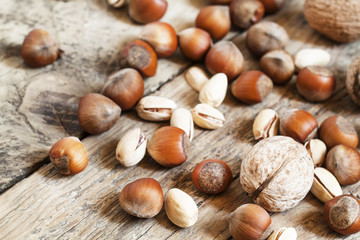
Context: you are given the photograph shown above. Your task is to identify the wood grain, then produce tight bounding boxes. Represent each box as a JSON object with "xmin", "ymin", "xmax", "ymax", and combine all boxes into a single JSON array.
[{"xmin": 1, "ymin": 0, "xmax": 360, "ymax": 239}]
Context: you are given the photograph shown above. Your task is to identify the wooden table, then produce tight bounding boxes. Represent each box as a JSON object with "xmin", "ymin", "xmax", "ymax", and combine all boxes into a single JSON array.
[{"xmin": 1, "ymin": 0, "xmax": 360, "ymax": 239}]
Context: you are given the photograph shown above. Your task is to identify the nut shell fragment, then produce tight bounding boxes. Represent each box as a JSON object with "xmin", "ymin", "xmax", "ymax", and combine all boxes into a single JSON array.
[
  {"xmin": 253, "ymin": 108, "xmax": 279, "ymax": 140},
  {"xmin": 310, "ymin": 167, "xmax": 342, "ymax": 203}
]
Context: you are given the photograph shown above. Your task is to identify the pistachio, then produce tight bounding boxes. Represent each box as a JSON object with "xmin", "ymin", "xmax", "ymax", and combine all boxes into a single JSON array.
[
  {"xmin": 136, "ymin": 96, "xmax": 177, "ymax": 121},
  {"xmin": 304, "ymin": 139, "xmax": 327, "ymax": 167},
  {"xmin": 107, "ymin": 0, "xmax": 126, "ymax": 8},
  {"xmin": 165, "ymin": 188, "xmax": 198, "ymax": 228},
  {"xmin": 199, "ymin": 73, "xmax": 228, "ymax": 107},
  {"xmin": 184, "ymin": 66, "xmax": 209, "ymax": 92},
  {"xmin": 310, "ymin": 167, "xmax": 342, "ymax": 203},
  {"xmin": 170, "ymin": 108, "xmax": 194, "ymax": 142},
  {"xmin": 116, "ymin": 128, "xmax": 147, "ymax": 167},
  {"xmin": 294, "ymin": 48, "xmax": 331, "ymax": 71},
  {"xmin": 191, "ymin": 103, "xmax": 225, "ymax": 130},
  {"xmin": 268, "ymin": 227, "xmax": 297, "ymax": 240},
  {"xmin": 253, "ymin": 109, "xmax": 279, "ymax": 140}
]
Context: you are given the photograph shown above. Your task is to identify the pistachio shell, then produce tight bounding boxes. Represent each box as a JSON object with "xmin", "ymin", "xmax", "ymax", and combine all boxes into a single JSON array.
[
  {"xmin": 268, "ymin": 227, "xmax": 297, "ymax": 240},
  {"xmin": 253, "ymin": 109, "xmax": 279, "ymax": 140},
  {"xmin": 136, "ymin": 96, "xmax": 177, "ymax": 121},
  {"xmin": 294, "ymin": 48, "xmax": 330, "ymax": 70},
  {"xmin": 310, "ymin": 167, "xmax": 342, "ymax": 203},
  {"xmin": 191, "ymin": 103, "xmax": 225, "ymax": 130},
  {"xmin": 199, "ymin": 73, "xmax": 228, "ymax": 107},
  {"xmin": 170, "ymin": 108, "xmax": 194, "ymax": 142},
  {"xmin": 184, "ymin": 66, "xmax": 209, "ymax": 92}
]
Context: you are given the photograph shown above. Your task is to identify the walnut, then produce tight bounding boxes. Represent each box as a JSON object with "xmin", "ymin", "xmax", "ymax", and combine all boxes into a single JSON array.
[
  {"xmin": 240, "ymin": 136, "xmax": 314, "ymax": 212},
  {"xmin": 304, "ymin": 0, "xmax": 360, "ymax": 43},
  {"xmin": 346, "ymin": 57, "xmax": 360, "ymax": 106}
]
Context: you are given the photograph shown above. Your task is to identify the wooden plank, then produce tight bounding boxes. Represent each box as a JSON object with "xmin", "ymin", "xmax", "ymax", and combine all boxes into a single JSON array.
[
  {"xmin": 0, "ymin": 0, "xmax": 203, "ymax": 193},
  {"xmin": 1, "ymin": 0, "xmax": 360, "ymax": 239}
]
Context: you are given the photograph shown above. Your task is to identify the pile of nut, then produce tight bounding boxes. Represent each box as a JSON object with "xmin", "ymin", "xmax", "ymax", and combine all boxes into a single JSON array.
[{"xmin": 19, "ymin": 0, "xmax": 360, "ymax": 239}]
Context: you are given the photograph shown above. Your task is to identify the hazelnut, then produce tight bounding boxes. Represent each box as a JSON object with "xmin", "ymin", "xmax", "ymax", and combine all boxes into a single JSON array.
[
  {"xmin": 128, "ymin": 0, "xmax": 167, "ymax": 24},
  {"xmin": 21, "ymin": 29, "xmax": 63, "ymax": 68},
  {"xmin": 78, "ymin": 93, "xmax": 121, "ymax": 134},
  {"xmin": 178, "ymin": 28, "xmax": 211, "ymax": 61},
  {"xmin": 279, "ymin": 109, "xmax": 318, "ymax": 144},
  {"xmin": 246, "ymin": 21, "xmax": 289, "ymax": 58},
  {"xmin": 101, "ymin": 68, "xmax": 144, "ymax": 110},
  {"xmin": 184, "ymin": 66, "xmax": 209, "ymax": 92},
  {"xmin": 205, "ymin": 41, "xmax": 244, "ymax": 81},
  {"xmin": 165, "ymin": 188, "xmax": 198, "ymax": 228},
  {"xmin": 253, "ymin": 108, "xmax": 279, "ymax": 140},
  {"xmin": 195, "ymin": 5, "xmax": 231, "ymax": 40},
  {"xmin": 229, "ymin": 204, "xmax": 271, "ymax": 240},
  {"xmin": 296, "ymin": 66, "xmax": 335, "ymax": 102},
  {"xmin": 259, "ymin": 0, "xmax": 285, "ymax": 14},
  {"xmin": 324, "ymin": 195, "xmax": 360, "ymax": 235},
  {"xmin": 229, "ymin": 0, "xmax": 265, "ymax": 29},
  {"xmin": 118, "ymin": 39, "xmax": 157, "ymax": 77},
  {"xmin": 147, "ymin": 126, "xmax": 191, "ymax": 167},
  {"xmin": 240, "ymin": 136, "xmax": 314, "ymax": 212},
  {"xmin": 346, "ymin": 57, "xmax": 360, "ymax": 106},
  {"xmin": 304, "ymin": 139, "xmax": 327, "ymax": 167},
  {"xmin": 293, "ymin": 48, "xmax": 331, "ymax": 71},
  {"xmin": 259, "ymin": 49, "xmax": 295, "ymax": 84},
  {"xmin": 49, "ymin": 137, "xmax": 88, "ymax": 175},
  {"xmin": 231, "ymin": 70, "xmax": 273, "ymax": 104},
  {"xmin": 326, "ymin": 144, "xmax": 360, "ymax": 185},
  {"xmin": 192, "ymin": 159, "xmax": 233, "ymax": 194},
  {"xmin": 141, "ymin": 22, "xmax": 177, "ymax": 58},
  {"xmin": 119, "ymin": 178, "xmax": 163, "ymax": 218},
  {"xmin": 319, "ymin": 115, "xmax": 359, "ymax": 149}
]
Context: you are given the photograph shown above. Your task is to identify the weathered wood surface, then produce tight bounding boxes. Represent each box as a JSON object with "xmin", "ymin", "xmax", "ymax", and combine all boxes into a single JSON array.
[{"xmin": 1, "ymin": 0, "xmax": 360, "ymax": 239}]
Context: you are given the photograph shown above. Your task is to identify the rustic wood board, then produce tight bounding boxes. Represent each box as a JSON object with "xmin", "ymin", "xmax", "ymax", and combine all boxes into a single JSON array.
[{"xmin": 1, "ymin": 0, "xmax": 360, "ymax": 239}]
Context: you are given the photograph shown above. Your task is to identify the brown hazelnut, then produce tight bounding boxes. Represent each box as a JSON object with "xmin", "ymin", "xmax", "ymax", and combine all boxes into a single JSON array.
[
  {"xmin": 195, "ymin": 5, "xmax": 231, "ymax": 40},
  {"xmin": 178, "ymin": 28, "xmax": 211, "ymax": 61},
  {"xmin": 279, "ymin": 109, "xmax": 318, "ymax": 144},
  {"xmin": 231, "ymin": 70, "xmax": 273, "ymax": 104},
  {"xmin": 192, "ymin": 159, "xmax": 233, "ymax": 194},
  {"xmin": 324, "ymin": 195, "xmax": 360, "ymax": 235},
  {"xmin": 246, "ymin": 21, "xmax": 289, "ymax": 58},
  {"xmin": 147, "ymin": 126, "xmax": 191, "ymax": 167},
  {"xmin": 296, "ymin": 66, "xmax": 335, "ymax": 102},
  {"xmin": 259, "ymin": 49, "xmax": 295, "ymax": 84},
  {"xmin": 21, "ymin": 29, "xmax": 63, "ymax": 68},
  {"xmin": 128, "ymin": 0, "xmax": 167, "ymax": 24},
  {"xmin": 119, "ymin": 39, "xmax": 157, "ymax": 77},
  {"xmin": 78, "ymin": 93, "xmax": 121, "ymax": 134},
  {"xmin": 346, "ymin": 57, "xmax": 360, "ymax": 106},
  {"xmin": 205, "ymin": 41, "xmax": 244, "ymax": 81},
  {"xmin": 101, "ymin": 68, "xmax": 144, "ymax": 111},
  {"xmin": 119, "ymin": 178, "xmax": 163, "ymax": 218},
  {"xmin": 326, "ymin": 144, "xmax": 360, "ymax": 185},
  {"xmin": 229, "ymin": 204, "xmax": 271, "ymax": 240},
  {"xmin": 240, "ymin": 136, "xmax": 314, "ymax": 212},
  {"xmin": 49, "ymin": 137, "xmax": 88, "ymax": 175},
  {"xmin": 141, "ymin": 22, "xmax": 178, "ymax": 58},
  {"xmin": 229, "ymin": 0, "xmax": 265, "ymax": 29},
  {"xmin": 259, "ymin": 0, "xmax": 285, "ymax": 14},
  {"xmin": 319, "ymin": 115, "xmax": 359, "ymax": 149}
]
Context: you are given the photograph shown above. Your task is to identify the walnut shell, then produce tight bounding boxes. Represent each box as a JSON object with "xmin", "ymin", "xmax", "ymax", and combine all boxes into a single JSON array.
[
  {"xmin": 346, "ymin": 57, "xmax": 360, "ymax": 106},
  {"xmin": 304, "ymin": 0, "xmax": 360, "ymax": 43},
  {"xmin": 240, "ymin": 136, "xmax": 314, "ymax": 212}
]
